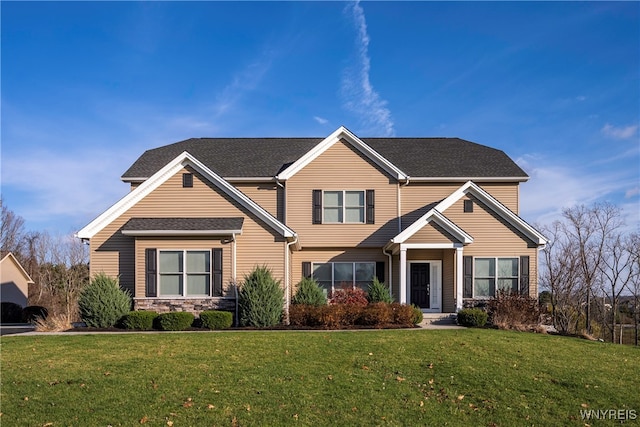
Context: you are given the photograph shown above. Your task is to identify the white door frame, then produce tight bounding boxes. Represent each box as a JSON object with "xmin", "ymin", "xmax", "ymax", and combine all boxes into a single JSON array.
[{"xmin": 407, "ymin": 260, "xmax": 442, "ymax": 313}]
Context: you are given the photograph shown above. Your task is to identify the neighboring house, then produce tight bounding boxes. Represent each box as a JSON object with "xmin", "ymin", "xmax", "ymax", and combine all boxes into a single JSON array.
[
  {"xmin": 77, "ymin": 126, "xmax": 547, "ymax": 315},
  {"xmin": 1, "ymin": 252, "xmax": 34, "ymax": 307}
]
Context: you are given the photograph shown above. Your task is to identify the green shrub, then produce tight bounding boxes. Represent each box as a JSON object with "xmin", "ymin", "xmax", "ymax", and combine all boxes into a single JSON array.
[
  {"xmin": 292, "ymin": 277, "xmax": 327, "ymax": 306},
  {"xmin": 120, "ymin": 311, "xmax": 157, "ymax": 330},
  {"xmin": 78, "ymin": 273, "xmax": 131, "ymax": 328},
  {"xmin": 238, "ymin": 266, "xmax": 284, "ymax": 327},
  {"xmin": 22, "ymin": 306, "xmax": 48, "ymax": 323},
  {"xmin": 367, "ymin": 278, "xmax": 393, "ymax": 304},
  {"xmin": 411, "ymin": 304, "xmax": 424, "ymax": 325},
  {"xmin": 200, "ymin": 310, "xmax": 233, "ymax": 329},
  {"xmin": 154, "ymin": 312, "xmax": 195, "ymax": 331},
  {"xmin": 457, "ymin": 308, "xmax": 488, "ymax": 327},
  {"xmin": 1, "ymin": 302, "xmax": 23, "ymax": 323}
]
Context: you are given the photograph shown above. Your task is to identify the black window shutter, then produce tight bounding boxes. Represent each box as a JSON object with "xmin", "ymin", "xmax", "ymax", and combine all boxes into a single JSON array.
[
  {"xmin": 212, "ymin": 248, "xmax": 223, "ymax": 297},
  {"xmin": 463, "ymin": 256, "xmax": 473, "ymax": 299},
  {"xmin": 302, "ymin": 262, "xmax": 311, "ymax": 279},
  {"xmin": 312, "ymin": 190, "xmax": 322, "ymax": 224},
  {"xmin": 145, "ymin": 248, "xmax": 157, "ymax": 297},
  {"xmin": 366, "ymin": 190, "xmax": 375, "ymax": 224},
  {"xmin": 375, "ymin": 261, "xmax": 385, "ymax": 283},
  {"xmin": 519, "ymin": 255, "xmax": 530, "ymax": 296}
]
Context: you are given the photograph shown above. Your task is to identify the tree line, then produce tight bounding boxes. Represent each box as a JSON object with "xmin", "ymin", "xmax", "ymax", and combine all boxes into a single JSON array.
[
  {"xmin": 539, "ymin": 202, "xmax": 639, "ymax": 345},
  {"xmin": 1, "ymin": 200, "xmax": 89, "ymax": 321}
]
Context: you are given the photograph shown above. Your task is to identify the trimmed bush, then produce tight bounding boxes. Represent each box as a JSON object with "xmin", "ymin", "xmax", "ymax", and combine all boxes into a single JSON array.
[
  {"xmin": 488, "ymin": 291, "xmax": 540, "ymax": 330},
  {"xmin": 457, "ymin": 308, "xmax": 488, "ymax": 327},
  {"xmin": 389, "ymin": 303, "xmax": 418, "ymax": 327},
  {"xmin": 200, "ymin": 310, "xmax": 233, "ymax": 330},
  {"xmin": 367, "ymin": 278, "xmax": 393, "ymax": 304},
  {"xmin": 1, "ymin": 302, "xmax": 23, "ymax": 323},
  {"xmin": 359, "ymin": 303, "xmax": 393, "ymax": 326},
  {"xmin": 22, "ymin": 306, "xmax": 49, "ymax": 323},
  {"xmin": 292, "ymin": 277, "xmax": 327, "ymax": 306},
  {"xmin": 238, "ymin": 266, "xmax": 284, "ymax": 327},
  {"xmin": 120, "ymin": 311, "xmax": 158, "ymax": 330},
  {"xmin": 329, "ymin": 285, "xmax": 368, "ymax": 306},
  {"xmin": 78, "ymin": 273, "xmax": 132, "ymax": 328},
  {"xmin": 154, "ymin": 312, "xmax": 195, "ymax": 331}
]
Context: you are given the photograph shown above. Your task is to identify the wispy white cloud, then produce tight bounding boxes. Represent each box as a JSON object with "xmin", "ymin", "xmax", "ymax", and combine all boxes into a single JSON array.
[
  {"xmin": 341, "ymin": 1, "xmax": 394, "ymax": 137},
  {"xmin": 626, "ymin": 186, "xmax": 640, "ymax": 199},
  {"xmin": 601, "ymin": 123, "xmax": 639, "ymax": 139},
  {"xmin": 313, "ymin": 116, "xmax": 329, "ymax": 125}
]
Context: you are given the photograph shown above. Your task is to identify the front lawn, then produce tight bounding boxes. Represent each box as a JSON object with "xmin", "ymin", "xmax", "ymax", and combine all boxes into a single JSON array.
[{"xmin": 1, "ymin": 329, "xmax": 638, "ymax": 426}]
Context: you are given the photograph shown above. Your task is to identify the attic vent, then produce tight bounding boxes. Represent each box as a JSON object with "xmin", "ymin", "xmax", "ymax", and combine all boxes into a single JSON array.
[
  {"xmin": 182, "ymin": 173, "xmax": 193, "ymax": 188},
  {"xmin": 464, "ymin": 199, "xmax": 473, "ymax": 213}
]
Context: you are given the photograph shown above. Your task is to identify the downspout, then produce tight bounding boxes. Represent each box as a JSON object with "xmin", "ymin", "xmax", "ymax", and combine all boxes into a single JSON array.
[
  {"xmin": 284, "ymin": 235, "xmax": 299, "ymax": 325},
  {"xmin": 231, "ymin": 233, "xmax": 238, "ymax": 327}
]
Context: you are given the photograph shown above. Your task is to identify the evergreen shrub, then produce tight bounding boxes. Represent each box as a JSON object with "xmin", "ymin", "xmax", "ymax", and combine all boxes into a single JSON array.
[
  {"xmin": 78, "ymin": 273, "xmax": 131, "ymax": 328},
  {"xmin": 154, "ymin": 312, "xmax": 195, "ymax": 331},
  {"xmin": 367, "ymin": 278, "xmax": 393, "ymax": 304},
  {"xmin": 0, "ymin": 302, "xmax": 23, "ymax": 323},
  {"xmin": 457, "ymin": 308, "xmax": 488, "ymax": 327},
  {"xmin": 292, "ymin": 277, "xmax": 327, "ymax": 306},
  {"xmin": 120, "ymin": 311, "xmax": 158, "ymax": 330},
  {"xmin": 238, "ymin": 266, "xmax": 284, "ymax": 327},
  {"xmin": 200, "ymin": 310, "xmax": 233, "ymax": 329}
]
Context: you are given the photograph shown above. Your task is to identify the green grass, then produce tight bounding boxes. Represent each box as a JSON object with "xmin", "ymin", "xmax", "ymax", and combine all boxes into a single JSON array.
[{"xmin": 1, "ymin": 329, "xmax": 638, "ymax": 426}]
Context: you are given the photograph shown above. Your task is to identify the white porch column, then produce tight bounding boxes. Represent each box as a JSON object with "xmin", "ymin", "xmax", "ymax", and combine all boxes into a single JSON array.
[
  {"xmin": 456, "ymin": 246, "xmax": 464, "ymax": 311},
  {"xmin": 399, "ymin": 247, "xmax": 407, "ymax": 304}
]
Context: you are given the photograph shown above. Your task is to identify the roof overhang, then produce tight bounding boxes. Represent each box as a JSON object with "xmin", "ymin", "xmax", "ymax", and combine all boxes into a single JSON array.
[
  {"xmin": 389, "ymin": 209, "xmax": 474, "ymax": 247},
  {"xmin": 275, "ymin": 126, "xmax": 409, "ymax": 182},
  {"xmin": 408, "ymin": 176, "xmax": 529, "ymax": 183}
]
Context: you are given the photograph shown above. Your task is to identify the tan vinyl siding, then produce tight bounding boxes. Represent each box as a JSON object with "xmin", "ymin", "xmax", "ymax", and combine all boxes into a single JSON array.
[
  {"xmin": 443, "ymin": 195, "xmax": 539, "ymax": 295},
  {"xmin": 400, "ymin": 182, "xmax": 520, "ymax": 230},
  {"xmin": 233, "ymin": 182, "xmax": 281, "ymax": 220},
  {"xmin": 89, "ymin": 166, "xmax": 286, "ymax": 297},
  {"xmin": 286, "ymin": 140, "xmax": 399, "ymax": 248},
  {"xmin": 406, "ymin": 222, "xmax": 460, "ymax": 244}
]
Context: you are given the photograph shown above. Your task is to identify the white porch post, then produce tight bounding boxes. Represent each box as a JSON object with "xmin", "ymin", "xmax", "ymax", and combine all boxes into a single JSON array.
[
  {"xmin": 399, "ymin": 246, "xmax": 407, "ymax": 304},
  {"xmin": 456, "ymin": 246, "xmax": 464, "ymax": 311}
]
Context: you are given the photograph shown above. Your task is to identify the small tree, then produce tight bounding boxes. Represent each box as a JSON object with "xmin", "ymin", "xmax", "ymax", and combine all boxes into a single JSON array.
[
  {"xmin": 78, "ymin": 273, "xmax": 131, "ymax": 328},
  {"xmin": 292, "ymin": 277, "xmax": 327, "ymax": 306},
  {"xmin": 238, "ymin": 266, "xmax": 284, "ymax": 327},
  {"xmin": 367, "ymin": 277, "xmax": 393, "ymax": 304}
]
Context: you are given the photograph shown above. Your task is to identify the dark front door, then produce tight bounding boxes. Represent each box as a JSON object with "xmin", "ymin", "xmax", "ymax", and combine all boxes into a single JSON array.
[{"xmin": 410, "ymin": 263, "xmax": 430, "ymax": 309}]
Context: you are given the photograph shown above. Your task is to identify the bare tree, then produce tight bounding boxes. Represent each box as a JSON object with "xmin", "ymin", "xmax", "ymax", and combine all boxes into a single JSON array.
[
  {"xmin": 562, "ymin": 203, "xmax": 623, "ymax": 334},
  {"xmin": 0, "ymin": 199, "xmax": 27, "ymax": 258},
  {"xmin": 625, "ymin": 233, "xmax": 640, "ymax": 346}
]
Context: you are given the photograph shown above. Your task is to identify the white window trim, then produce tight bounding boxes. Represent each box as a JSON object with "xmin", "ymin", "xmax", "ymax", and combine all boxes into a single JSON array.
[
  {"xmin": 158, "ymin": 249, "xmax": 212, "ymax": 298},
  {"xmin": 322, "ymin": 190, "xmax": 366, "ymax": 224},
  {"xmin": 311, "ymin": 261, "xmax": 377, "ymax": 294},
  {"xmin": 472, "ymin": 256, "xmax": 520, "ymax": 299}
]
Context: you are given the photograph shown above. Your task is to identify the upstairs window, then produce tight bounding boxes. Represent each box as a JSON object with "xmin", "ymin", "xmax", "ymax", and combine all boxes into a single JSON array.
[{"xmin": 313, "ymin": 190, "xmax": 374, "ymax": 224}]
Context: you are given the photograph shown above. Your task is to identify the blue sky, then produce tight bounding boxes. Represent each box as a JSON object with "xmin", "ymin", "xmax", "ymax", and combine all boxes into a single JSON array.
[{"xmin": 2, "ymin": 1, "xmax": 639, "ymax": 234}]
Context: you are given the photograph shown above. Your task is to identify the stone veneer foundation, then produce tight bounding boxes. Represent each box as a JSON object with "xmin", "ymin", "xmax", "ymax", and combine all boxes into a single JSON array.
[{"xmin": 133, "ymin": 298, "xmax": 235, "ymax": 315}]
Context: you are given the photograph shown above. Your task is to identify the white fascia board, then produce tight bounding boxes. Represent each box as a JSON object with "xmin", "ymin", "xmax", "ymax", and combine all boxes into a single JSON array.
[
  {"xmin": 77, "ymin": 151, "xmax": 297, "ymax": 240},
  {"xmin": 121, "ymin": 229, "xmax": 243, "ymax": 237},
  {"xmin": 392, "ymin": 209, "xmax": 473, "ymax": 244},
  {"xmin": 436, "ymin": 181, "xmax": 548, "ymax": 246},
  {"xmin": 1, "ymin": 252, "xmax": 35, "ymax": 284},
  {"xmin": 275, "ymin": 126, "xmax": 408, "ymax": 181}
]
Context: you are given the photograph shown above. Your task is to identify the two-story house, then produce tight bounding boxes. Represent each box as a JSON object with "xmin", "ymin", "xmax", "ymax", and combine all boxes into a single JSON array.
[{"xmin": 76, "ymin": 126, "xmax": 547, "ymax": 316}]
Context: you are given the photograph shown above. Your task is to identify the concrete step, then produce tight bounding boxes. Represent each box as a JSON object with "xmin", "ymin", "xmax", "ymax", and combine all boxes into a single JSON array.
[{"xmin": 420, "ymin": 313, "xmax": 457, "ymax": 326}]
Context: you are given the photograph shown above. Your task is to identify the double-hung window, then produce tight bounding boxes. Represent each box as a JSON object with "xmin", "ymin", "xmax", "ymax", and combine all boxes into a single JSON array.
[
  {"xmin": 473, "ymin": 257, "xmax": 519, "ymax": 298},
  {"xmin": 312, "ymin": 262, "xmax": 376, "ymax": 296},
  {"xmin": 158, "ymin": 250, "xmax": 211, "ymax": 297},
  {"xmin": 323, "ymin": 190, "xmax": 365, "ymax": 223}
]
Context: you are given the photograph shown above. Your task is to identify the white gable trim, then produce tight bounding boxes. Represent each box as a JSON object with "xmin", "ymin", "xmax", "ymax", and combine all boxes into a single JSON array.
[
  {"xmin": 0, "ymin": 252, "xmax": 35, "ymax": 284},
  {"xmin": 76, "ymin": 152, "xmax": 296, "ymax": 240},
  {"xmin": 391, "ymin": 209, "xmax": 474, "ymax": 245},
  {"xmin": 275, "ymin": 126, "xmax": 408, "ymax": 181},
  {"xmin": 437, "ymin": 181, "xmax": 548, "ymax": 246}
]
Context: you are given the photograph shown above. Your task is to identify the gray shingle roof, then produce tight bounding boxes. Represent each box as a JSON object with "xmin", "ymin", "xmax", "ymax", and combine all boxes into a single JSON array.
[
  {"xmin": 121, "ymin": 217, "xmax": 244, "ymax": 233},
  {"xmin": 121, "ymin": 137, "xmax": 527, "ymax": 180}
]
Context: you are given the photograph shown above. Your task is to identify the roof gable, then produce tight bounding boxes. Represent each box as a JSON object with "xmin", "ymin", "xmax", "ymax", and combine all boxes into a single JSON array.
[
  {"xmin": 0, "ymin": 253, "xmax": 34, "ymax": 284},
  {"xmin": 275, "ymin": 126, "xmax": 408, "ymax": 181},
  {"xmin": 391, "ymin": 209, "xmax": 473, "ymax": 245},
  {"xmin": 76, "ymin": 152, "xmax": 296, "ymax": 240}
]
